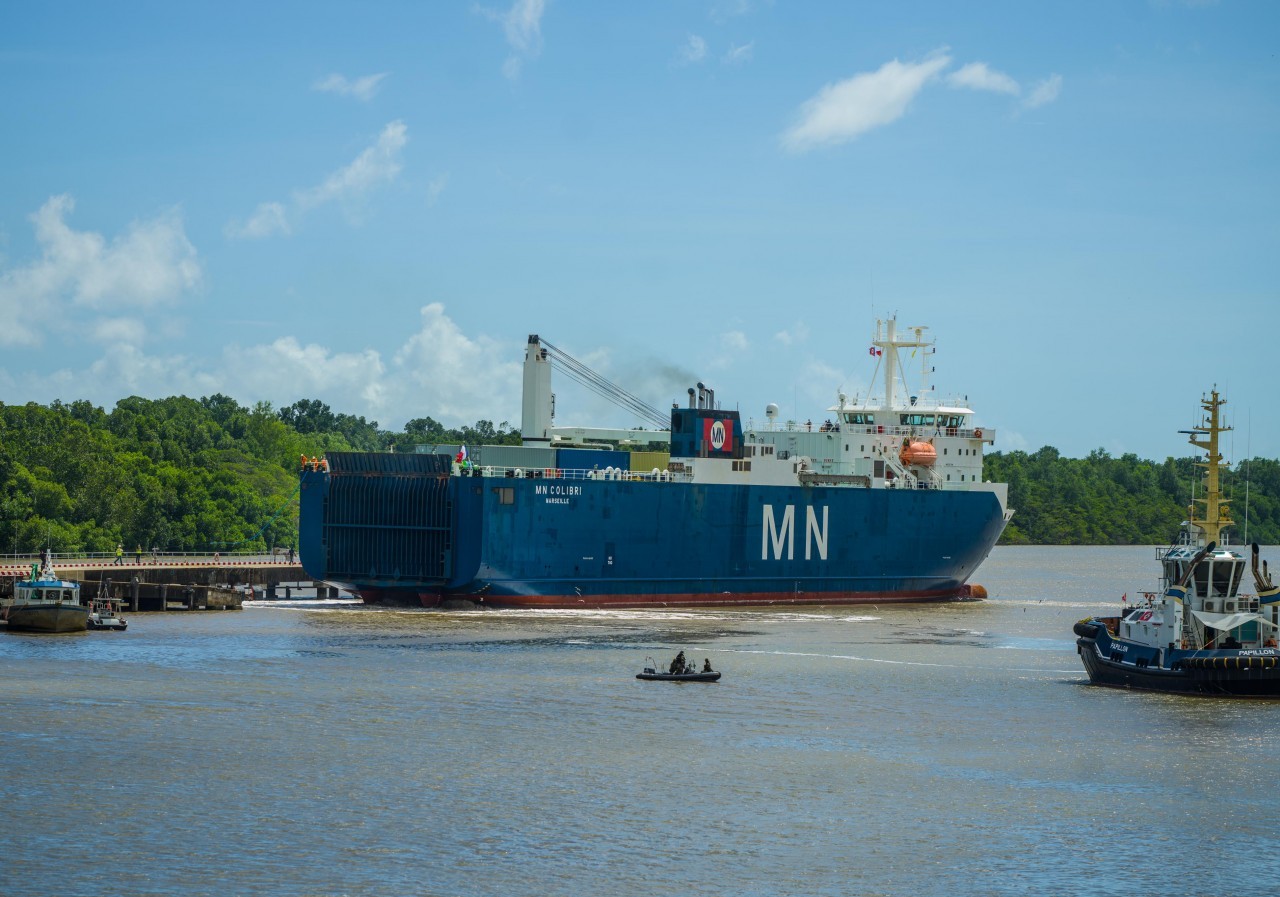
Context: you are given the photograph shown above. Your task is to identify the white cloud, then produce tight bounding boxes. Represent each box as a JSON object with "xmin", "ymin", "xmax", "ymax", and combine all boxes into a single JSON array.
[
  {"xmin": 224, "ymin": 201, "xmax": 290, "ymax": 240},
  {"xmin": 679, "ymin": 34, "xmax": 708, "ymax": 64},
  {"xmin": 723, "ymin": 41, "xmax": 754, "ymax": 65},
  {"xmin": 312, "ymin": 72, "xmax": 389, "ymax": 102},
  {"xmin": 427, "ymin": 174, "xmax": 449, "ymax": 206},
  {"xmin": 77, "ymin": 344, "xmax": 219, "ymax": 400},
  {"xmin": 392, "ymin": 303, "xmax": 522, "ymax": 423},
  {"xmin": 799, "ymin": 360, "xmax": 855, "ymax": 413},
  {"xmin": 710, "ymin": 0, "xmax": 759, "ymax": 24},
  {"xmin": 480, "ymin": 0, "xmax": 546, "ymax": 81},
  {"xmin": 947, "ymin": 61, "xmax": 1019, "ymax": 95},
  {"xmin": 228, "ymin": 121, "xmax": 409, "ymax": 239},
  {"xmin": 774, "ymin": 321, "xmax": 810, "ymax": 346},
  {"xmin": 503, "ymin": 0, "xmax": 545, "ymax": 54},
  {"xmin": 705, "ymin": 329, "xmax": 750, "ymax": 372},
  {"xmin": 19, "ymin": 303, "xmax": 523, "ymax": 431},
  {"xmin": 91, "ymin": 317, "xmax": 147, "ymax": 347},
  {"xmin": 782, "ymin": 52, "xmax": 952, "ymax": 152},
  {"xmin": 227, "ymin": 337, "xmax": 389, "ymax": 412},
  {"xmin": 295, "ymin": 120, "xmax": 409, "ymax": 210},
  {"xmin": 1023, "ymin": 74, "xmax": 1063, "ymax": 109},
  {"xmin": 0, "ymin": 195, "xmax": 201, "ymax": 347}
]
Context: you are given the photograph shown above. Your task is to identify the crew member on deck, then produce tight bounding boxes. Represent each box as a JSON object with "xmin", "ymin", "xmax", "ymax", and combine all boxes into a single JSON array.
[
  {"xmin": 669, "ymin": 651, "xmax": 686, "ymax": 674},
  {"xmin": 702, "ymin": 658, "xmax": 713, "ymax": 673}
]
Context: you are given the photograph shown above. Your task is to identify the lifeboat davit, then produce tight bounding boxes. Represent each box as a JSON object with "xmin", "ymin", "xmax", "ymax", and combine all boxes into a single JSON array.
[{"xmin": 899, "ymin": 440, "xmax": 937, "ymax": 467}]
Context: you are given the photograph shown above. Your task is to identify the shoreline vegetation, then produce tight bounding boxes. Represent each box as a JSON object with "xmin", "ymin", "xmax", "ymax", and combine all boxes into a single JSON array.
[{"xmin": 1, "ymin": 396, "xmax": 1276, "ymax": 555}]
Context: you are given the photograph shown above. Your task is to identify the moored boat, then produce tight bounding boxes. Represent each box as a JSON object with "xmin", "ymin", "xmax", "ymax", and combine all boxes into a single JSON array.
[
  {"xmin": 1074, "ymin": 389, "xmax": 1280, "ymax": 697},
  {"xmin": 87, "ymin": 594, "xmax": 128, "ymax": 631},
  {"xmin": 2, "ymin": 557, "xmax": 89, "ymax": 633},
  {"xmin": 299, "ymin": 318, "xmax": 1012, "ymax": 609}
]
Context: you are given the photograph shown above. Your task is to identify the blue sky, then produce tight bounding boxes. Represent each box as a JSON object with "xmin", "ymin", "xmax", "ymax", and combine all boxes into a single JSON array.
[{"xmin": 2, "ymin": 0, "xmax": 1276, "ymax": 461}]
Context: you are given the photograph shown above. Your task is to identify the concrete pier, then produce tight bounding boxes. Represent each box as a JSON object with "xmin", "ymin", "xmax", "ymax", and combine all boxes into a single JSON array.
[
  {"xmin": 111, "ymin": 580, "xmax": 243, "ymax": 612},
  {"xmin": 1, "ymin": 553, "xmax": 348, "ymax": 611}
]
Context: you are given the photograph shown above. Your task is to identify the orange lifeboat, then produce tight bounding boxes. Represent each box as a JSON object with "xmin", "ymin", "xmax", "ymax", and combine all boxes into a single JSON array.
[{"xmin": 899, "ymin": 439, "xmax": 937, "ymax": 467}]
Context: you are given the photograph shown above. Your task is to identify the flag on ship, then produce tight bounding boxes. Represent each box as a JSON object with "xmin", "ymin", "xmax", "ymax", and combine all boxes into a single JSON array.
[
  {"xmin": 868, "ymin": 347, "xmax": 882, "ymax": 356},
  {"xmin": 456, "ymin": 446, "xmax": 467, "ymax": 463}
]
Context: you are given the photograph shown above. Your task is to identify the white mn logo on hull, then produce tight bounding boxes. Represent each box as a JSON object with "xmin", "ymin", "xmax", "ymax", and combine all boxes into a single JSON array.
[{"xmin": 762, "ymin": 505, "xmax": 828, "ymax": 561}]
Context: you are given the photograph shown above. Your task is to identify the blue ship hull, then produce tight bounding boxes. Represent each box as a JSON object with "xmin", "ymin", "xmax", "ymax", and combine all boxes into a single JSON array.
[{"xmin": 299, "ymin": 454, "xmax": 1007, "ymax": 608}]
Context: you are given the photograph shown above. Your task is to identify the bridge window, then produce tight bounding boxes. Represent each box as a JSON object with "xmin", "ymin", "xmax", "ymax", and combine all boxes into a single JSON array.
[{"xmin": 899, "ymin": 413, "xmax": 936, "ymax": 427}]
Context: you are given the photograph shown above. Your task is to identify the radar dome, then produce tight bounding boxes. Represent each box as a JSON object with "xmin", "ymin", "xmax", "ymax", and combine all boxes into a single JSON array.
[{"xmin": 765, "ymin": 403, "xmax": 779, "ymax": 420}]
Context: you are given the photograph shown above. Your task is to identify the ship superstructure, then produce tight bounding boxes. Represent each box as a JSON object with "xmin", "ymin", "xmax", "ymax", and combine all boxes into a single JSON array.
[{"xmin": 741, "ymin": 319, "xmax": 994, "ymax": 493}]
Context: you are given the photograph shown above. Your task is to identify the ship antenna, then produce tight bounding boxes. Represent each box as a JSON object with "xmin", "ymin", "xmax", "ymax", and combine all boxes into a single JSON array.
[{"xmin": 1243, "ymin": 409, "xmax": 1251, "ymax": 544}]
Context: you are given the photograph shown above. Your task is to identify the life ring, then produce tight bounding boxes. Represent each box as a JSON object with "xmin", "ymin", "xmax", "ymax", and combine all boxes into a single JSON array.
[{"xmin": 974, "ymin": 429, "xmax": 983, "ymax": 438}]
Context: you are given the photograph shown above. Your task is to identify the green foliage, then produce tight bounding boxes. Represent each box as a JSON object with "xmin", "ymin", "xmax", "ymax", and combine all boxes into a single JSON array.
[
  {"xmin": 395, "ymin": 417, "xmax": 522, "ymax": 450},
  {"xmin": 986, "ymin": 448, "xmax": 1280, "ymax": 545},
  {"xmin": 279, "ymin": 399, "xmax": 387, "ymax": 451}
]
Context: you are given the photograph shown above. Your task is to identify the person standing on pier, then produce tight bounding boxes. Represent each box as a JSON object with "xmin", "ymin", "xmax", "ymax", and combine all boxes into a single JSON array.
[
  {"xmin": 114, "ymin": 543, "xmax": 124, "ymax": 565},
  {"xmin": 135, "ymin": 545, "xmax": 143, "ymax": 565}
]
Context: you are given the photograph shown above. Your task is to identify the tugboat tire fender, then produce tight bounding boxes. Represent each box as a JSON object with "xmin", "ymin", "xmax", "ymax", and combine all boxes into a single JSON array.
[
  {"xmin": 1073, "ymin": 620, "xmax": 1100, "ymax": 639},
  {"xmin": 1182, "ymin": 655, "xmax": 1279, "ymax": 670}
]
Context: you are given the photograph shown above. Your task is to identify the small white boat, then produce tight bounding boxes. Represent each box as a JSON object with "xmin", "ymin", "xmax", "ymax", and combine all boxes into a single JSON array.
[{"xmin": 87, "ymin": 595, "xmax": 128, "ymax": 631}]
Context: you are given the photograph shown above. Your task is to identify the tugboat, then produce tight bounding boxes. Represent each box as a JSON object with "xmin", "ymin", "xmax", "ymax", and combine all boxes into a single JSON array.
[
  {"xmin": 1074, "ymin": 389, "xmax": 1280, "ymax": 696},
  {"xmin": 1, "ymin": 553, "xmax": 90, "ymax": 633}
]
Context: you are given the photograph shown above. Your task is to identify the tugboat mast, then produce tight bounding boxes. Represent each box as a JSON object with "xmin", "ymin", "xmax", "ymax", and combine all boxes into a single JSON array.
[{"xmin": 1186, "ymin": 388, "xmax": 1233, "ymax": 547}]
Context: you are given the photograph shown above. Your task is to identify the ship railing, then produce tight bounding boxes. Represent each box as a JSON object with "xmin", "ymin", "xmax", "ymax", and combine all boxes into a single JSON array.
[
  {"xmin": 911, "ymin": 464, "xmax": 945, "ymax": 489},
  {"xmin": 879, "ymin": 454, "xmax": 920, "ymax": 489},
  {"xmin": 456, "ymin": 465, "xmax": 694, "ymax": 483},
  {"xmin": 0, "ymin": 550, "xmax": 295, "ymax": 563},
  {"xmin": 745, "ymin": 422, "xmax": 995, "ymax": 442}
]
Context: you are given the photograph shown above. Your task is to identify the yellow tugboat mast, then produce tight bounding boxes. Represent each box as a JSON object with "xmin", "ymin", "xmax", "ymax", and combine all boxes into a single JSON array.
[{"xmin": 1186, "ymin": 388, "xmax": 1232, "ymax": 547}]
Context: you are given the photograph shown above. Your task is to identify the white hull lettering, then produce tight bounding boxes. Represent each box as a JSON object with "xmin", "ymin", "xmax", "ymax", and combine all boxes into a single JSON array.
[
  {"xmin": 762, "ymin": 504, "xmax": 828, "ymax": 561},
  {"xmin": 762, "ymin": 504, "xmax": 795, "ymax": 560},
  {"xmin": 535, "ymin": 484, "xmax": 583, "ymax": 496},
  {"xmin": 806, "ymin": 506, "xmax": 828, "ymax": 561}
]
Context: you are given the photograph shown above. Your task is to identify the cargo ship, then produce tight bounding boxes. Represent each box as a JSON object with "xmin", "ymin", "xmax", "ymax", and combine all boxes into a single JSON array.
[{"xmin": 299, "ymin": 318, "xmax": 1012, "ymax": 608}]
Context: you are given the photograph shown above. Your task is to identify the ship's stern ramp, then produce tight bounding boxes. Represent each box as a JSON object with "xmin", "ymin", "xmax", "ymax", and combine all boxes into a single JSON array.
[{"xmin": 300, "ymin": 452, "xmax": 481, "ymax": 599}]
